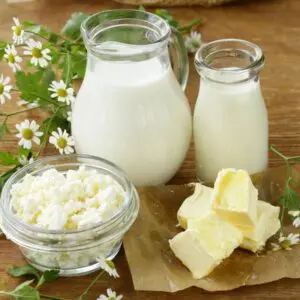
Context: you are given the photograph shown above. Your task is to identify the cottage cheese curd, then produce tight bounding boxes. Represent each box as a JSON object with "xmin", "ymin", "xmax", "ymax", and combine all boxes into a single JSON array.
[
  {"xmin": 10, "ymin": 165, "xmax": 127, "ymax": 230},
  {"xmin": 9, "ymin": 165, "xmax": 128, "ymax": 271}
]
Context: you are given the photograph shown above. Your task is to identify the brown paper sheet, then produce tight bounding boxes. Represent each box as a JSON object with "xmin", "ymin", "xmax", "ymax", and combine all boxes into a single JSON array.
[{"xmin": 123, "ymin": 165, "xmax": 300, "ymax": 292}]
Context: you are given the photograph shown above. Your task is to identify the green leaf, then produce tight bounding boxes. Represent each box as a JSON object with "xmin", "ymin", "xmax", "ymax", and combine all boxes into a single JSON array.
[
  {"xmin": 0, "ymin": 152, "xmax": 19, "ymax": 166},
  {"xmin": 62, "ymin": 12, "xmax": 90, "ymax": 40},
  {"xmin": 280, "ymin": 180, "xmax": 300, "ymax": 210},
  {"xmin": 42, "ymin": 67, "xmax": 55, "ymax": 86},
  {"xmin": 0, "ymin": 41, "xmax": 7, "ymax": 60},
  {"xmin": 14, "ymin": 285, "xmax": 40, "ymax": 300},
  {"xmin": 138, "ymin": 5, "xmax": 146, "ymax": 11},
  {"xmin": 19, "ymin": 147, "xmax": 31, "ymax": 158},
  {"xmin": 0, "ymin": 167, "xmax": 18, "ymax": 192},
  {"xmin": 15, "ymin": 71, "xmax": 54, "ymax": 107},
  {"xmin": 0, "ymin": 122, "xmax": 8, "ymax": 140},
  {"xmin": 155, "ymin": 9, "xmax": 179, "ymax": 28},
  {"xmin": 8, "ymin": 264, "xmax": 40, "ymax": 280},
  {"xmin": 62, "ymin": 53, "xmax": 72, "ymax": 85},
  {"xmin": 36, "ymin": 270, "xmax": 59, "ymax": 289},
  {"xmin": 43, "ymin": 270, "xmax": 59, "ymax": 282}
]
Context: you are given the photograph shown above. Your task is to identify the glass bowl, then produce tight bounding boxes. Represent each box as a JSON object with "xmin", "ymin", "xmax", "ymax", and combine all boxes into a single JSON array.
[{"xmin": 0, "ymin": 154, "xmax": 140, "ymax": 276}]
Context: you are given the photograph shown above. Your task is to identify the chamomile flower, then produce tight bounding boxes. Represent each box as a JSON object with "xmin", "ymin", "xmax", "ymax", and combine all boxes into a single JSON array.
[
  {"xmin": 278, "ymin": 233, "xmax": 300, "ymax": 250},
  {"xmin": 12, "ymin": 17, "xmax": 24, "ymax": 45},
  {"xmin": 49, "ymin": 127, "xmax": 75, "ymax": 155},
  {"xmin": 48, "ymin": 80, "xmax": 75, "ymax": 105},
  {"xmin": 97, "ymin": 257, "xmax": 119, "ymax": 278},
  {"xmin": 185, "ymin": 31, "xmax": 202, "ymax": 53},
  {"xmin": 4, "ymin": 44, "xmax": 22, "ymax": 72},
  {"xmin": 293, "ymin": 217, "xmax": 300, "ymax": 228},
  {"xmin": 15, "ymin": 120, "xmax": 43, "ymax": 150},
  {"xmin": 97, "ymin": 289, "xmax": 123, "ymax": 300},
  {"xmin": 23, "ymin": 39, "xmax": 51, "ymax": 68},
  {"xmin": 67, "ymin": 110, "xmax": 72, "ymax": 122},
  {"xmin": 270, "ymin": 242, "xmax": 281, "ymax": 252},
  {"xmin": 18, "ymin": 155, "xmax": 34, "ymax": 166},
  {"xmin": 288, "ymin": 210, "xmax": 300, "ymax": 217},
  {"xmin": 17, "ymin": 99, "xmax": 39, "ymax": 108},
  {"xmin": 0, "ymin": 74, "xmax": 12, "ymax": 105}
]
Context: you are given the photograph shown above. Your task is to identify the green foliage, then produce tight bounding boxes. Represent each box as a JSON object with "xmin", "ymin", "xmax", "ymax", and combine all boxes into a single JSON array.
[
  {"xmin": 0, "ymin": 41, "xmax": 7, "ymax": 60},
  {"xmin": 0, "ymin": 152, "xmax": 19, "ymax": 166},
  {"xmin": 8, "ymin": 264, "xmax": 40, "ymax": 280},
  {"xmin": 61, "ymin": 12, "xmax": 90, "ymax": 41}
]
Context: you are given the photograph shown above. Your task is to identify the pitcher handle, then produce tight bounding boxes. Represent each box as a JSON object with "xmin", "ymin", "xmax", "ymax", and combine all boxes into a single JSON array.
[{"xmin": 168, "ymin": 27, "xmax": 189, "ymax": 91}]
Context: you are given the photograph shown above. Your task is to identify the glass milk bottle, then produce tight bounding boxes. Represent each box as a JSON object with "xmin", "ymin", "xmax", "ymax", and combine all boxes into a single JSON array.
[
  {"xmin": 72, "ymin": 10, "xmax": 192, "ymax": 186},
  {"xmin": 194, "ymin": 39, "xmax": 268, "ymax": 182}
]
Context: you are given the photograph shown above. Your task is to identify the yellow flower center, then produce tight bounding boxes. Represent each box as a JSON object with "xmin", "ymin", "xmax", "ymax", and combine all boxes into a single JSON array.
[
  {"xmin": 22, "ymin": 128, "xmax": 34, "ymax": 140},
  {"xmin": 7, "ymin": 53, "xmax": 15, "ymax": 63},
  {"xmin": 0, "ymin": 83, "xmax": 4, "ymax": 95},
  {"xmin": 57, "ymin": 137, "xmax": 67, "ymax": 149},
  {"xmin": 32, "ymin": 47, "xmax": 42, "ymax": 58},
  {"xmin": 57, "ymin": 88, "xmax": 67, "ymax": 98},
  {"xmin": 15, "ymin": 26, "xmax": 22, "ymax": 36}
]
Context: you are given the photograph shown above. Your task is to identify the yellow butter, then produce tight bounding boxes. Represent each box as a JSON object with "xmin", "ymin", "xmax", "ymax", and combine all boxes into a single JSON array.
[
  {"xmin": 177, "ymin": 183, "xmax": 213, "ymax": 229},
  {"xmin": 240, "ymin": 200, "xmax": 280, "ymax": 252},
  {"xmin": 169, "ymin": 231, "xmax": 220, "ymax": 279},
  {"xmin": 170, "ymin": 213, "xmax": 243, "ymax": 279},
  {"xmin": 212, "ymin": 169, "xmax": 258, "ymax": 231}
]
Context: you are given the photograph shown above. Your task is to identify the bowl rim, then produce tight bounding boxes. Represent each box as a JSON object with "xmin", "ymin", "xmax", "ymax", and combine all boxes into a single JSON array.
[{"xmin": 0, "ymin": 154, "xmax": 139, "ymax": 237}]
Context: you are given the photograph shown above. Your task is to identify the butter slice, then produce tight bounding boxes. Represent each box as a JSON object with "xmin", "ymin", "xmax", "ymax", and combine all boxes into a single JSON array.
[
  {"xmin": 240, "ymin": 200, "xmax": 280, "ymax": 252},
  {"xmin": 212, "ymin": 169, "xmax": 258, "ymax": 232},
  {"xmin": 170, "ymin": 213, "xmax": 243, "ymax": 279},
  {"xmin": 177, "ymin": 183, "xmax": 213, "ymax": 229}
]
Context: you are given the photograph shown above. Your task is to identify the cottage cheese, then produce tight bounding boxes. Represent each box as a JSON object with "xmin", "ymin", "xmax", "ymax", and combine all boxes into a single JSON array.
[{"xmin": 10, "ymin": 165, "xmax": 127, "ymax": 230}]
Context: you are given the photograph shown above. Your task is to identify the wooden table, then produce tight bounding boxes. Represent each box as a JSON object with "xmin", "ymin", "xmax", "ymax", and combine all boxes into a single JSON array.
[{"xmin": 1, "ymin": 0, "xmax": 300, "ymax": 298}]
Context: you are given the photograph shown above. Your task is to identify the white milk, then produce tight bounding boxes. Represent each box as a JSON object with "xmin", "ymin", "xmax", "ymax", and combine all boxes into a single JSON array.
[
  {"xmin": 194, "ymin": 78, "xmax": 268, "ymax": 183},
  {"xmin": 72, "ymin": 55, "xmax": 192, "ymax": 186}
]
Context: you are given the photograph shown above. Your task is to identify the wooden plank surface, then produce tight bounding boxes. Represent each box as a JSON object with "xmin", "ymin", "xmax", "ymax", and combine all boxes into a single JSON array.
[{"xmin": 1, "ymin": 0, "xmax": 300, "ymax": 299}]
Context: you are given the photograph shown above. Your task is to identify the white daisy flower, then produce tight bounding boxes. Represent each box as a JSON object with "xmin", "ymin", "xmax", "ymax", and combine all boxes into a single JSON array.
[
  {"xmin": 4, "ymin": 44, "xmax": 22, "ymax": 72},
  {"xmin": 48, "ymin": 80, "xmax": 75, "ymax": 105},
  {"xmin": 271, "ymin": 242, "xmax": 281, "ymax": 252},
  {"xmin": 17, "ymin": 99, "xmax": 39, "ymax": 109},
  {"xmin": 293, "ymin": 217, "xmax": 300, "ymax": 228},
  {"xmin": 15, "ymin": 120, "xmax": 43, "ymax": 150},
  {"xmin": 185, "ymin": 31, "xmax": 202, "ymax": 53},
  {"xmin": 288, "ymin": 210, "xmax": 300, "ymax": 217},
  {"xmin": 23, "ymin": 39, "xmax": 51, "ymax": 68},
  {"xmin": 12, "ymin": 17, "xmax": 25, "ymax": 45},
  {"xmin": 278, "ymin": 233, "xmax": 300, "ymax": 250},
  {"xmin": 97, "ymin": 289, "xmax": 123, "ymax": 300},
  {"xmin": 96, "ymin": 257, "xmax": 119, "ymax": 278},
  {"xmin": 49, "ymin": 127, "xmax": 75, "ymax": 155},
  {"xmin": 18, "ymin": 155, "xmax": 34, "ymax": 166},
  {"xmin": 67, "ymin": 110, "xmax": 72, "ymax": 122},
  {"xmin": 0, "ymin": 74, "xmax": 12, "ymax": 105}
]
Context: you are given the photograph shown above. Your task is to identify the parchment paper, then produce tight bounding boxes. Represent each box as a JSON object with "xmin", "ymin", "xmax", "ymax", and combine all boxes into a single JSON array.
[{"xmin": 123, "ymin": 165, "xmax": 300, "ymax": 292}]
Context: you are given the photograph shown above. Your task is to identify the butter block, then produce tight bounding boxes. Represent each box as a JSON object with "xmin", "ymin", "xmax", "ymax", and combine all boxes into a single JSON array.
[
  {"xmin": 240, "ymin": 200, "xmax": 280, "ymax": 252},
  {"xmin": 212, "ymin": 169, "xmax": 258, "ymax": 232},
  {"xmin": 170, "ymin": 213, "xmax": 243, "ymax": 279},
  {"xmin": 177, "ymin": 183, "xmax": 213, "ymax": 229},
  {"xmin": 187, "ymin": 213, "xmax": 243, "ymax": 259},
  {"xmin": 169, "ymin": 231, "xmax": 221, "ymax": 279}
]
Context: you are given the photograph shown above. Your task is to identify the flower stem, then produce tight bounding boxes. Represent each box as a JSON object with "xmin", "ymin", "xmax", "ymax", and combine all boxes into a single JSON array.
[
  {"xmin": 77, "ymin": 270, "xmax": 104, "ymax": 300},
  {"xmin": 40, "ymin": 293, "xmax": 70, "ymax": 300},
  {"xmin": 0, "ymin": 106, "xmax": 40, "ymax": 117}
]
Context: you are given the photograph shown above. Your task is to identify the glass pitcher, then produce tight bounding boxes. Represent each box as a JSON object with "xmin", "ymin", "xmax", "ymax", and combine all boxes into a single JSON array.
[
  {"xmin": 194, "ymin": 39, "xmax": 268, "ymax": 183},
  {"xmin": 72, "ymin": 10, "xmax": 192, "ymax": 186}
]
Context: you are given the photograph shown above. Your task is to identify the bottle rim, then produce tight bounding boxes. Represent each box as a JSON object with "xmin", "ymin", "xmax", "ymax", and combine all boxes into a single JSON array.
[{"xmin": 195, "ymin": 39, "xmax": 265, "ymax": 83}]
